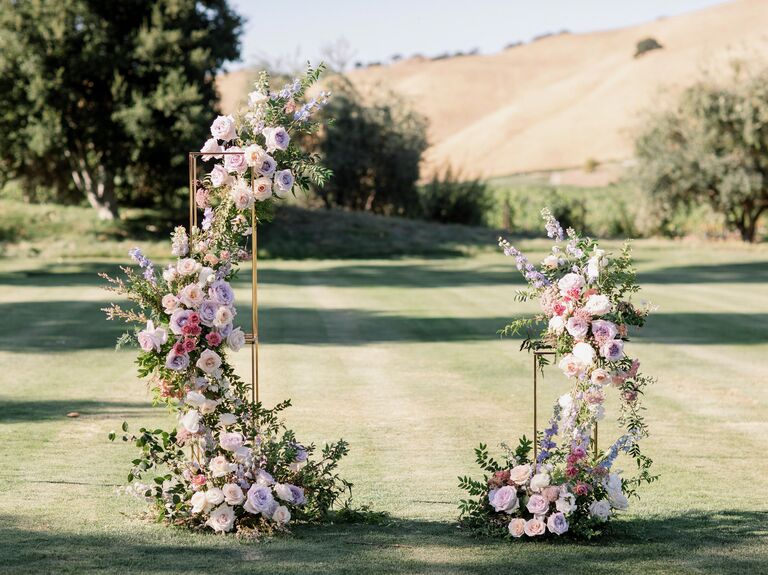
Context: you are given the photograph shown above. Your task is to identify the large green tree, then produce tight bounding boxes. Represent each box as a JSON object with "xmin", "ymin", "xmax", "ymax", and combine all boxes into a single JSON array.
[
  {"xmin": 0, "ymin": 0, "xmax": 242, "ymax": 219},
  {"xmin": 635, "ymin": 61, "xmax": 768, "ymax": 242},
  {"xmin": 315, "ymin": 78, "xmax": 428, "ymax": 216}
]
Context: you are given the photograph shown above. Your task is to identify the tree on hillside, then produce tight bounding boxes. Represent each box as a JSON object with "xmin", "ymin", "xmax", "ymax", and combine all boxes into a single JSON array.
[
  {"xmin": 0, "ymin": 0, "xmax": 242, "ymax": 219},
  {"xmin": 635, "ymin": 61, "xmax": 768, "ymax": 242},
  {"xmin": 314, "ymin": 78, "xmax": 428, "ymax": 216}
]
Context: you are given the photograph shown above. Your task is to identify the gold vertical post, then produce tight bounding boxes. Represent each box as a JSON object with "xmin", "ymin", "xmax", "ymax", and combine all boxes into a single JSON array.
[
  {"xmin": 250, "ymin": 194, "xmax": 259, "ymax": 408},
  {"xmin": 188, "ymin": 154, "xmax": 195, "ymax": 230},
  {"xmin": 192, "ymin": 160, "xmax": 198, "ymax": 228},
  {"xmin": 532, "ymin": 353, "xmax": 538, "ymax": 463},
  {"xmin": 593, "ymin": 423, "xmax": 598, "ymax": 459}
]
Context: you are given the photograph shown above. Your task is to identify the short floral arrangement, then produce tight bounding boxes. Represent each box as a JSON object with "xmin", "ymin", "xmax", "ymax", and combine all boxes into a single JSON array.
[
  {"xmin": 102, "ymin": 66, "xmax": 351, "ymax": 536},
  {"xmin": 458, "ymin": 209, "xmax": 657, "ymax": 540}
]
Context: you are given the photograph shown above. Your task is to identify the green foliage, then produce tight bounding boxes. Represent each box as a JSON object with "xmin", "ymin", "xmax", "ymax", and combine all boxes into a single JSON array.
[
  {"xmin": 0, "ymin": 0, "xmax": 242, "ymax": 219},
  {"xmin": 635, "ymin": 59, "xmax": 768, "ymax": 242},
  {"xmin": 634, "ymin": 37, "xmax": 663, "ymax": 58},
  {"xmin": 419, "ymin": 167, "xmax": 493, "ymax": 226},
  {"xmin": 313, "ymin": 77, "xmax": 428, "ymax": 216}
]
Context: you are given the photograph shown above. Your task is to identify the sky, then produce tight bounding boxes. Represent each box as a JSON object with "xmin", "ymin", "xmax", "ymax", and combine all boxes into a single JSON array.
[{"xmin": 227, "ymin": 0, "xmax": 729, "ymax": 70}]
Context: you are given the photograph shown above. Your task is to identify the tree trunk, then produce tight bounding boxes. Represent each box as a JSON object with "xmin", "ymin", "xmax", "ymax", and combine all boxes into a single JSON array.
[
  {"xmin": 736, "ymin": 205, "xmax": 766, "ymax": 243},
  {"xmin": 70, "ymin": 158, "xmax": 119, "ymax": 220}
]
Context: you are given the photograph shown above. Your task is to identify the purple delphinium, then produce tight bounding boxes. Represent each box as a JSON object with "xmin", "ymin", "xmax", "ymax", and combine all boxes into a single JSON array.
[
  {"xmin": 537, "ymin": 403, "xmax": 562, "ymax": 464},
  {"xmin": 541, "ymin": 208, "xmax": 565, "ymax": 242},
  {"xmin": 498, "ymin": 238, "xmax": 551, "ymax": 288},
  {"xmin": 129, "ymin": 247, "xmax": 151, "ymax": 269},
  {"xmin": 597, "ymin": 433, "xmax": 635, "ymax": 471}
]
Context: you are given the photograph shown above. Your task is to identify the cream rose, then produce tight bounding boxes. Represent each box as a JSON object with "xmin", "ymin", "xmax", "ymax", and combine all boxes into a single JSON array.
[
  {"xmin": 209, "ymin": 455, "xmax": 236, "ymax": 478},
  {"xmin": 590, "ymin": 368, "xmax": 611, "ymax": 386},
  {"xmin": 572, "ymin": 342, "xmax": 596, "ymax": 365},
  {"xmin": 210, "ymin": 115, "xmax": 237, "ymax": 141},
  {"xmin": 556, "ymin": 492, "xmax": 577, "ymax": 514},
  {"xmin": 508, "ymin": 517, "xmax": 526, "ymax": 538},
  {"xmin": 529, "ymin": 472, "xmax": 551, "ymax": 493},
  {"xmin": 542, "ymin": 254, "xmax": 560, "ymax": 268},
  {"xmin": 179, "ymin": 284, "xmax": 204, "ymax": 308},
  {"xmin": 508, "ymin": 464, "xmax": 532, "ymax": 486},
  {"xmin": 548, "ymin": 315, "xmax": 565, "ymax": 334},
  {"xmin": 524, "ymin": 517, "xmax": 546, "ymax": 536},
  {"xmin": 180, "ymin": 410, "xmax": 201, "ymax": 433},
  {"xmin": 190, "ymin": 490, "xmax": 212, "ymax": 514},
  {"xmin": 177, "ymin": 258, "xmax": 200, "ymax": 276},
  {"xmin": 205, "ymin": 487, "xmax": 225, "ymax": 506},
  {"xmin": 243, "ymin": 144, "xmax": 265, "ymax": 167},
  {"xmin": 559, "ymin": 354, "xmax": 587, "ymax": 378},
  {"xmin": 252, "ymin": 177, "xmax": 273, "ymax": 201}
]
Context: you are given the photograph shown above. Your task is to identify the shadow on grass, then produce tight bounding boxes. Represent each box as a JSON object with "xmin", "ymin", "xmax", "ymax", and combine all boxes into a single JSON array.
[
  {"xmin": 639, "ymin": 261, "xmax": 768, "ymax": 284},
  {"xmin": 0, "ymin": 399, "xmax": 151, "ymax": 423},
  {"xmin": 0, "ymin": 511, "xmax": 765, "ymax": 574}
]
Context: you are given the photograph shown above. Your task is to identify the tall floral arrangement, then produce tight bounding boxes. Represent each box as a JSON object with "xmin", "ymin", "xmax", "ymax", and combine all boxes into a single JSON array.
[
  {"xmin": 102, "ymin": 65, "xmax": 350, "ymax": 536},
  {"xmin": 458, "ymin": 209, "xmax": 657, "ymax": 540}
]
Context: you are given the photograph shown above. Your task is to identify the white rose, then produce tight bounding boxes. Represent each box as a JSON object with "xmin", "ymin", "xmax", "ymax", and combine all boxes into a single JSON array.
[
  {"xmin": 608, "ymin": 489, "xmax": 629, "ymax": 510},
  {"xmin": 219, "ymin": 413, "xmax": 237, "ymax": 427},
  {"xmin": 557, "ymin": 273, "xmax": 585, "ymax": 295},
  {"xmin": 274, "ymin": 483, "xmax": 295, "ymax": 503},
  {"xmin": 198, "ymin": 267, "xmax": 215, "ymax": 286},
  {"xmin": 209, "ymin": 455, "xmax": 236, "ymax": 478},
  {"xmin": 233, "ymin": 446, "xmax": 253, "ymax": 464},
  {"xmin": 206, "ymin": 504, "xmax": 235, "ymax": 532},
  {"xmin": 248, "ymin": 90, "xmax": 268, "ymax": 106},
  {"xmin": 190, "ymin": 490, "xmax": 211, "ymax": 514},
  {"xmin": 548, "ymin": 315, "xmax": 565, "ymax": 334},
  {"xmin": 222, "ymin": 483, "xmax": 245, "ymax": 506},
  {"xmin": 227, "ymin": 327, "xmax": 246, "ymax": 352},
  {"xmin": 185, "ymin": 391, "xmax": 206, "ymax": 408},
  {"xmin": 572, "ymin": 342, "xmax": 596, "ymax": 365},
  {"xmin": 162, "ymin": 266, "xmax": 178, "ymax": 284},
  {"xmin": 205, "ymin": 487, "xmax": 225, "ymax": 506},
  {"xmin": 271, "ymin": 505, "xmax": 291, "ymax": 525},
  {"xmin": 200, "ymin": 399, "xmax": 218, "ymax": 415},
  {"xmin": 584, "ymin": 294, "xmax": 612, "ymax": 316},
  {"xmin": 210, "ymin": 115, "xmax": 237, "ymax": 141},
  {"xmin": 181, "ymin": 410, "xmax": 201, "ymax": 433},
  {"xmin": 541, "ymin": 254, "xmax": 560, "ymax": 268},
  {"xmin": 556, "ymin": 492, "xmax": 577, "ymax": 514},
  {"xmin": 589, "ymin": 499, "xmax": 612, "ymax": 521},
  {"xmin": 529, "ymin": 472, "xmax": 551, "ymax": 493},
  {"xmin": 200, "ymin": 138, "xmax": 224, "ymax": 161},
  {"xmin": 196, "ymin": 349, "xmax": 222, "ymax": 374},
  {"xmin": 558, "ymin": 393, "xmax": 573, "ymax": 411}
]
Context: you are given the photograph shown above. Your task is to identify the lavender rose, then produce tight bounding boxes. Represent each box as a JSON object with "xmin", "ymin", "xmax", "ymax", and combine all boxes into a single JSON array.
[
  {"xmin": 209, "ymin": 280, "xmax": 235, "ymax": 306},
  {"xmin": 591, "ymin": 319, "xmax": 618, "ymax": 342},
  {"xmin": 257, "ymin": 154, "xmax": 276, "ymax": 176},
  {"xmin": 547, "ymin": 512, "xmax": 569, "ymax": 535},
  {"xmin": 601, "ymin": 339, "xmax": 625, "ymax": 361},
  {"xmin": 273, "ymin": 169, "xmax": 294, "ymax": 198},
  {"xmin": 488, "ymin": 485, "xmax": 519, "ymax": 514},
  {"xmin": 166, "ymin": 351, "xmax": 190, "ymax": 371},
  {"xmin": 198, "ymin": 300, "xmax": 219, "ymax": 327},
  {"xmin": 169, "ymin": 309, "xmax": 193, "ymax": 335},
  {"xmin": 289, "ymin": 485, "xmax": 306, "ymax": 505},
  {"xmin": 262, "ymin": 126, "xmax": 290, "ymax": 152},
  {"xmin": 244, "ymin": 485, "xmax": 277, "ymax": 516}
]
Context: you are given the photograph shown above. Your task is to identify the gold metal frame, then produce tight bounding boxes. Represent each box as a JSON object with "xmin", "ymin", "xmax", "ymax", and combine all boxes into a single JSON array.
[
  {"xmin": 188, "ymin": 152, "xmax": 259, "ymax": 408},
  {"xmin": 532, "ymin": 349, "xmax": 598, "ymax": 462}
]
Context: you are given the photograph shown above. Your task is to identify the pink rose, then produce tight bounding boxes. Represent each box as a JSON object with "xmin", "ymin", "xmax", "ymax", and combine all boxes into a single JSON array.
[
  {"xmin": 526, "ymin": 493, "xmax": 549, "ymax": 515},
  {"xmin": 591, "ymin": 319, "xmax": 618, "ymax": 342},
  {"xmin": 543, "ymin": 485, "xmax": 561, "ymax": 502},
  {"xmin": 223, "ymin": 147, "xmax": 247, "ymax": 174},
  {"xmin": 488, "ymin": 485, "xmax": 519, "ymax": 514},
  {"xmin": 210, "ymin": 164, "xmax": 231, "ymax": 188}
]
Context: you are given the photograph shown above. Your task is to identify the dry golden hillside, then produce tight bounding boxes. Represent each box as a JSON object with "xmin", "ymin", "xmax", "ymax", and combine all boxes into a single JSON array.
[{"xmin": 218, "ymin": 0, "xmax": 768, "ymax": 179}]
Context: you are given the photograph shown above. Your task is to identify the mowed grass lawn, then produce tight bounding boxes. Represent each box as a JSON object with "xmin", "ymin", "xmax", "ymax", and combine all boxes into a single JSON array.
[{"xmin": 1, "ymin": 239, "xmax": 767, "ymax": 574}]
